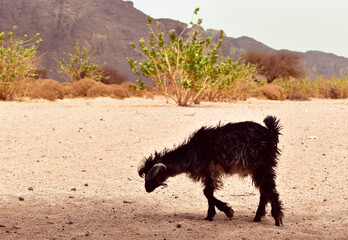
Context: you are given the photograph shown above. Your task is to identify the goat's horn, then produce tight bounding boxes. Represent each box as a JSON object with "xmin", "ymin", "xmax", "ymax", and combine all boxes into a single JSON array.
[
  {"xmin": 145, "ymin": 163, "xmax": 166, "ymax": 181},
  {"xmin": 154, "ymin": 163, "xmax": 166, "ymax": 169}
]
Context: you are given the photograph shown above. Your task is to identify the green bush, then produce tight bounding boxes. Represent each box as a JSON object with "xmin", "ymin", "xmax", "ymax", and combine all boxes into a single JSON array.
[
  {"xmin": 0, "ymin": 26, "xmax": 42, "ymax": 100},
  {"xmin": 54, "ymin": 43, "xmax": 107, "ymax": 83},
  {"xmin": 128, "ymin": 8, "xmax": 256, "ymax": 106}
]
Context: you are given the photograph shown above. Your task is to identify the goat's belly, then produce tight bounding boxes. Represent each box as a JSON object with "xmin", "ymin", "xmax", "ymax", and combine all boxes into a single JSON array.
[
  {"xmin": 226, "ymin": 164, "xmax": 251, "ymax": 178},
  {"xmin": 236, "ymin": 168, "xmax": 251, "ymax": 177}
]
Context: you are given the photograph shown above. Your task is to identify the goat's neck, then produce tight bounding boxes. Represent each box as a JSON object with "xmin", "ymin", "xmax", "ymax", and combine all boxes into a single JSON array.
[{"xmin": 161, "ymin": 146, "xmax": 189, "ymax": 178}]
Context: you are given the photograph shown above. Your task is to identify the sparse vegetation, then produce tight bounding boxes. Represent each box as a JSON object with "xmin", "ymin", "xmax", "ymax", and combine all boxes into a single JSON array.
[
  {"xmin": 127, "ymin": 8, "xmax": 256, "ymax": 106},
  {"xmin": 99, "ymin": 66, "xmax": 127, "ymax": 85},
  {"xmin": 0, "ymin": 26, "xmax": 42, "ymax": 100},
  {"xmin": 29, "ymin": 79, "xmax": 65, "ymax": 100},
  {"xmin": 54, "ymin": 43, "xmax": 107, "ymax": 83},
  {"xmin": 0, "ymin": 27, "xmax": 346, "ymax": 102},
  {"xmin": 312, "ymin": 76, "xmax": 348, "ymax": 99},
  {"xmin": 19, "ymin": 75, "xmax": 346, "ymax": 102},
  {"xmin": 254, "ymin": 76, "xmax": 348, "ymax": 100}
]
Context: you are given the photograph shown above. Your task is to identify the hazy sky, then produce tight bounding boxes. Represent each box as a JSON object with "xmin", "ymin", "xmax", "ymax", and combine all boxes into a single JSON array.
[{"xmin": 130, "ymin": 0, "xmax": 348, "ymax": 58}]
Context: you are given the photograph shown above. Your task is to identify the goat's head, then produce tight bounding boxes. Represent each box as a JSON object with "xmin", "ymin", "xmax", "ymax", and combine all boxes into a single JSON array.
[{"xmin": 138, "ymin": 152, "xmax": 167, "ymax": 192}]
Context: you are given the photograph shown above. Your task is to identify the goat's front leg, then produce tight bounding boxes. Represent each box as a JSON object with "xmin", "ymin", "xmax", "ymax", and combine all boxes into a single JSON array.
[
  {"xmin": 214, "ymin": 197, "xmax": 234, "ymax": 219},
  {"xmin": 203, "ymin": 184, "xmax": 216, "ymax": 221}
]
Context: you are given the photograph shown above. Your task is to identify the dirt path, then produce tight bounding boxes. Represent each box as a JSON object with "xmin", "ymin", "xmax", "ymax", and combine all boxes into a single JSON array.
[{"xmin": 0, "ymin": 97, "xmax": 347, "ymax": 239}]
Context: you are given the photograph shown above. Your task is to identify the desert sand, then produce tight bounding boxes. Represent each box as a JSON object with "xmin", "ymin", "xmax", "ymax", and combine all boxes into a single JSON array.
[{"xmin": 0, "ymin": 97, "xmax": 347, "ymax": 239}]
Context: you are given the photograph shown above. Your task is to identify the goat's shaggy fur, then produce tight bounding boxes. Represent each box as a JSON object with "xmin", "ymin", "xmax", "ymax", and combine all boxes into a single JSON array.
[{"xmin": 138, "ymin": 116, "xmax": 284, "ymax": 226}]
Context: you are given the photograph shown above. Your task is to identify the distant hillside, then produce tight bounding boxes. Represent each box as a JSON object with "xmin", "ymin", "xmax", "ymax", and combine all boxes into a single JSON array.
[{"xmin": 1, "ymin": 0, "xmax": 347, "ymax": 82}]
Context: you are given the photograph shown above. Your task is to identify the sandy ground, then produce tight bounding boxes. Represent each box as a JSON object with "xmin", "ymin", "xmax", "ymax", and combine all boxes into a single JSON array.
[{"xmin": 0, "ymin": 97, "xmax": 347, "ymax": 240}]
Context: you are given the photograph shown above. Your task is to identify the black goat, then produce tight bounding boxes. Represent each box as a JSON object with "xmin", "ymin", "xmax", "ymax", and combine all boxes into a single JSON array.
[{"xmin": 138, "ymin": 116, "xmax": 284, "ymax": 226}]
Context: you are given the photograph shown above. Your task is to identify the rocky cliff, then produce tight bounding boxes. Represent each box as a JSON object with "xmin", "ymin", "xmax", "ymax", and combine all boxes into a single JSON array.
[{"xmin": 1, "ymin": 0, "xmax": 347, "ymax": 81}]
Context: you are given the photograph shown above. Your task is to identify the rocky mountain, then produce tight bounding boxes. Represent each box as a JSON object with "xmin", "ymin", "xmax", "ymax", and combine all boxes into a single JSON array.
[{"xmin": 1, "ymin": 0, "xmax": 347, "ymax": 82}]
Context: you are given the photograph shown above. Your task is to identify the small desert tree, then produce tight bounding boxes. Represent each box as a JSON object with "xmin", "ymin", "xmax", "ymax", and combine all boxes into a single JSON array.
[
  {"xmin": 243, "ymin": 51, "xmax": 306, "ymax": 83},
  {"xmin": 0, "ymin": 26, "xmax": 42, "ymax": 100},
  {"xmin": 54, "ymin": 43, "xmax": 107, "ymax": 83},
  {"xmin": 128, "ymin": 8, "xmax": 256, "ymax": 106}
]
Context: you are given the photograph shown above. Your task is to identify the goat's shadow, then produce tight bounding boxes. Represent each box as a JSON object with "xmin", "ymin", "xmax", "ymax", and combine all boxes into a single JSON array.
[{"xmin": 135, "ymin": 209, "xmax": 273, "ymax": 226}]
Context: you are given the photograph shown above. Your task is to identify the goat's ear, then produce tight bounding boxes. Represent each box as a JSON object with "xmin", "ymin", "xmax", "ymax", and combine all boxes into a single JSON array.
[
  {"xmin": 138, "ymin": 161, "xmax": 148, "ymax": 178},
  {"xmin": 145, "ymin": 163, "xmax": 166, "ymax": 181},
  {"xmin": 138, "ymin": 165, "xmax": 146, "ymax": 178}
]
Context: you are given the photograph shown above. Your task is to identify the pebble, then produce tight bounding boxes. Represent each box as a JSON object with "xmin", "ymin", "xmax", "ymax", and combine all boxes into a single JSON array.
[
  {"xmin": 71, "ymin": 188, "xmax": 77, "ymax": 191},
  {"xmin": 19, "ymin": 197, "xmax": 24, "ymax": 201},
  {"xmin": 28, "ymin": 187, "xmax": 34, "ymax": 191},
  {"xmin": 176, "ymin": 223, "xmax": 182, "ymax": 228}
]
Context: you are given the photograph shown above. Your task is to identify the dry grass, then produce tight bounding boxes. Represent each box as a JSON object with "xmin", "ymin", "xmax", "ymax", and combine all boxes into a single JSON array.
[
  {"xmin": 0, "ymin": 78, "xmax": 38, "ymax": 100},
  {"xmin": 2, "ymin": 75, "xmax": 347, "ymax": 102},
  {"xmin": 29, "ymin": 79, "xmax": 64, "ymax": 100},
  {"xmin": 271, "ymin": 77, "xmax": 348, "ymax": 100},
  {"xmin": 120, "ymin": 82, "xmax": 154, "ymax": 99},
  {"xmin": 99, "ymin": 67, "xmax": 127, "ymax": 85},
  {"xmin": 72, "ymin": 78, "xmax": 99, "ymax": 97},
  {"xmin": 256, "ymin": 84, "xmax": 283, "ymax": 100},
  {"xmin": 273, "ymin": 78, "xmax": 312, "ymax": 100},
  {"xmin": 108, "ymin": 84, "xmax": 131, "ymax": 99},
  {"xmin": 61, "ymin": 82, "xmax": 78, "ymax": 98},
  {"xmin": 22, "ymin": 78, "xmax": 132, "ymax": 100},
  {"xmin": 86, "ymin": 84, "xmax": 130, "ymax": 99},
  {"xmin": 312, "ymin": 77, "xmax": 348, "ymax": 99}
]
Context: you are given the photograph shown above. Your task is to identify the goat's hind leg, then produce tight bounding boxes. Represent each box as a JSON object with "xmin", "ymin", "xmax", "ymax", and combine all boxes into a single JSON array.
[
  {"xmin": 214, "ymin": 197, "xmax": 234, "ymax": 219},
  {"xmin": 253, "ymin": 193, "xmax": 267, "ymax": 222},
  {"xmin": 253, "ymin": 171, "xmax": 284, "ymax": 226},
  {"xmin": 270, "ymin": 190, "xmax": 283, "ymax": 226}
]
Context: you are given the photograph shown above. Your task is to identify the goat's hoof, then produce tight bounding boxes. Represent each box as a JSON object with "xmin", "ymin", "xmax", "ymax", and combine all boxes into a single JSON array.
[
  {"xmin": 275, "ymin": 217, "xmax": 283, "ymax": 226},
  {"xmin": 204, "ymin": 217, "xmax": 214, "ymax": 221},
  {"xmin": 253, "ymin": 216, "xmax": 262, "ymax": 222},
  {"xmin": 225, "ymin": 208, "xmax": 234, "ymax": 219}
]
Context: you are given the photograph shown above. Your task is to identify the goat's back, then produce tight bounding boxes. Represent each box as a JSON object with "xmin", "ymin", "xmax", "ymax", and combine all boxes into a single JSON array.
[{"xmin": 185, "ymin": 117, "xmax": 281, "ymax": 177}]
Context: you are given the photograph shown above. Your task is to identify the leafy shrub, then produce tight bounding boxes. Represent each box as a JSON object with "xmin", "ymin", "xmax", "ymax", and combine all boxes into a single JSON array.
[
  {"xmin": 128, "ymin": 8, "xmax": 256, "ymax": 106},
  {"xmin": 54, "ymin": 43, "xmax": 107, "ymax": 83},
  {"xmin": 0, "ymin": 26, "xmax": 42, "ymax": 100}
]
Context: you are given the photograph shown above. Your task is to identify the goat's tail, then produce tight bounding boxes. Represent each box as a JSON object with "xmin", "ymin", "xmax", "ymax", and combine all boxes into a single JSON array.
[{"xmin": 263, "ymin": 116, "xmax": 282, "ymax": 144}]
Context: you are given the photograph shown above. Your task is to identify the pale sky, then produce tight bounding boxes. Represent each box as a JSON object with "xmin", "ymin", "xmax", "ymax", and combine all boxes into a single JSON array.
[{"xmin": 130, "ymin": 0, "xmax": 348, "ymax": 58}]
